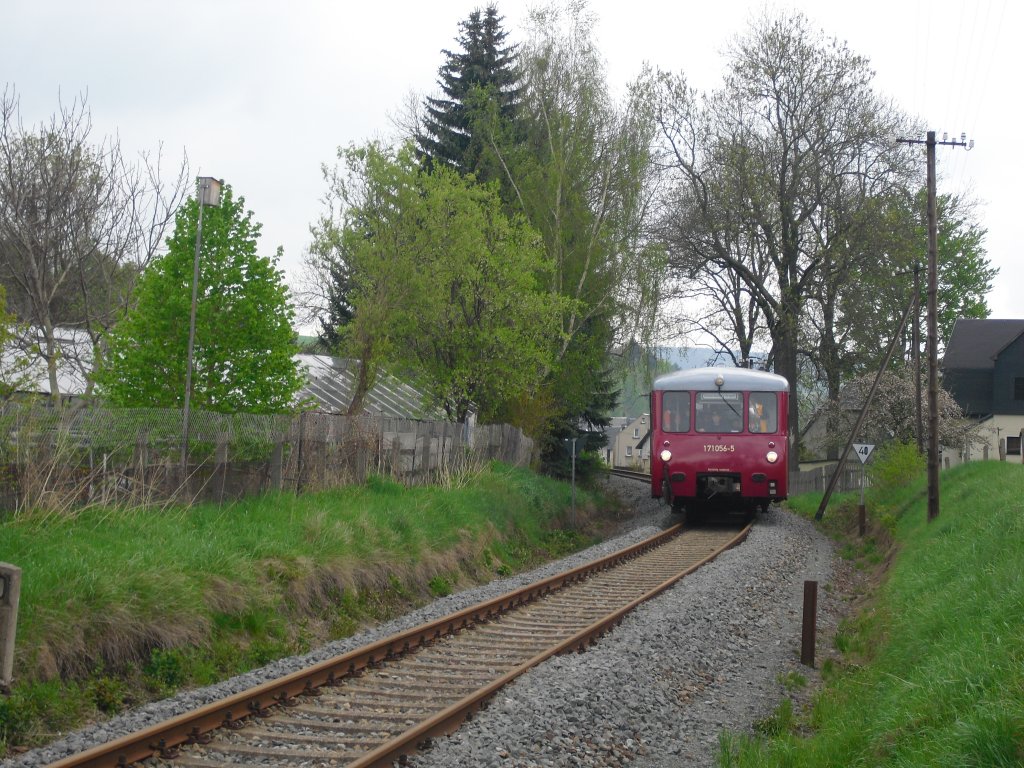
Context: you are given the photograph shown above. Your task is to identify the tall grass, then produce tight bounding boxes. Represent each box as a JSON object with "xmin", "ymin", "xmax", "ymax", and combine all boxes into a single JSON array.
[
  {"xmin": 0, "ymin": 462, "xmax": 606, "ymax": 751},
  {"xmin": 722, "ymin": 461, "xmax": 1024, "ymax": 766}
]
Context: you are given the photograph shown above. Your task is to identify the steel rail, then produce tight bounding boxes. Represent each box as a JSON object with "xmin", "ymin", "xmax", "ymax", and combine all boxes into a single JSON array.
[
  {"xmin": 47, "ymin": 520, "xmax": 747, "ymax": 768},
  {"xmin": 347, "ymin": 524, "xmax": 749, "ymax": 768},
  {"xmin": 608, "ymin": 467, "xmax": 651, "ymax": 483}
]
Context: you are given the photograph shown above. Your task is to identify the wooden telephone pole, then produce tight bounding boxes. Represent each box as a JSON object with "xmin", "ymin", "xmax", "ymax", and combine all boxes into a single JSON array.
[{"xmin": 897, "ymin": 131, "xmax": 973, "ymax": 522}]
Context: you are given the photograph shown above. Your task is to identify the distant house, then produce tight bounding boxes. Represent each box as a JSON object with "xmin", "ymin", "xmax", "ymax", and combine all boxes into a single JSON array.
[
  {"xmin": 2, "ymin": 326, "xmax": 91, "ymax": 405},
  {"xmin": 942, "ymin": 318, "xmax": 1024, "ymax": 461},
  {"xmin": 606, "ymin": 413, "xmax": 650, "ymax": 470},
  {"xmin": 598, "ymin": 416, "xmax": 630, "ymax": 466}
]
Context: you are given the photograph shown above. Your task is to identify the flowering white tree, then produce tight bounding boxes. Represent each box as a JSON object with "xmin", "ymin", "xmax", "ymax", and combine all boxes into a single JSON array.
[{"xmin": 817, "ymin": 367, "xmax": 985, "ymax": 456}]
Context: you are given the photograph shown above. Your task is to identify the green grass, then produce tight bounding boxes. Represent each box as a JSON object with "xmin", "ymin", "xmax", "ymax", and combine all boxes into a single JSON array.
[
  {"xmin": 720, "ymin": 460, "xmax": 1024, "ymax": 766},
  {"xmin": 0, "ymin": 462, "xmax": 612, "ymax": 752}
]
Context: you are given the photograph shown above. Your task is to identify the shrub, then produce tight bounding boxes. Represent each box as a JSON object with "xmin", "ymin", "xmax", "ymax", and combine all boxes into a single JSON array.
[
  {"xmin": 143, "ymin": 648, "xmax": 188, "ymax": 692},
  {"xmin": 867, "ymin": 440, "xmax": 924, "ymax": 492},
  {"xmin": 427, "ymin": 575, "xmax": 452, "ymax": 597}
]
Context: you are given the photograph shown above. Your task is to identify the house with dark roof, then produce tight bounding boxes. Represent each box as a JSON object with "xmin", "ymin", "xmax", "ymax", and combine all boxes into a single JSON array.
[{"xmin": 942, "ymin": 318, "xmax": 1024, "ymax": 461}]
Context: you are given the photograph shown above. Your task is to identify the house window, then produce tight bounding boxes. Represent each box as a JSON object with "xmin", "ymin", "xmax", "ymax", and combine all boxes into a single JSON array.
[
  {"xmin": 1015, "ymin": 378, "xmax": 1024, "ymax": 400},
  {"xmin": 1008, "ymin": 436, "xmax": 1022, "ymax": 456},
  {"xmin": 633, "ymin": 427, "xmax": 640, "ymax": 438},
  {"xmin": 626, "ymin": 446, "xmax": 633, "ymax": 457}
]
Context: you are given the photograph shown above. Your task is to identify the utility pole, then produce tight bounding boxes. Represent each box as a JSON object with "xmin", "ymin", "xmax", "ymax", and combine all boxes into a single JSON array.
[
  {"xmin": 897, "ymin": 131, "xmax": 972, "ymax": 522},
  {"xmin": 914, "ymin": 262, "xmax": 923, "ymax": 455},
  {"xmin": 895, "ymin": 261, "xmax": 923, "ymax": 454}
]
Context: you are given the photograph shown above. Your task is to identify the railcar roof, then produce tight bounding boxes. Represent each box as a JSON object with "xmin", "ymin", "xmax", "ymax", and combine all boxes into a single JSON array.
[{"xmin": 652, "ymin": 367, "xmax": 789, "ymax": 392}]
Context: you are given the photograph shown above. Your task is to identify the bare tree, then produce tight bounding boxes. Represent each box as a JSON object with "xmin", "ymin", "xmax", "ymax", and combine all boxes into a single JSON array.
[
  {"xmin": 654, "ymin": 12, "xmax": 918, "ymax": 446},
  {"xmin": 0, "ymin": 86, "xmax": 188, "ymax": 405}
]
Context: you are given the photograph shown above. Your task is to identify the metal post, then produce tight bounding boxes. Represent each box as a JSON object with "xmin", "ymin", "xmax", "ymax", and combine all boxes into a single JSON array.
[
  {"xmin": 180, "ymin": 177, "xmax": 222, "ymax": 470},
  {"xmin": 570, "ymin": 438, "xmax": 577, "ymax": 528},
  {"xmin": 858, "ymin": 464, "xmax": 867, "ymax": 537},
  {"xmin": 181, "ymin": 180, "xmax": 208, "ymax": 469},
  {"xmin": 801, "ymin": 580, "xmax": 817, "ymax": 668}
]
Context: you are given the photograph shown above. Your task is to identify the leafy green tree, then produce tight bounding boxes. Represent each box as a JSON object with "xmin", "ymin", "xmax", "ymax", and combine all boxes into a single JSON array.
[
  {"xmin": 97, "ymin": 185, "xmax": 302, "ymax": 413},
  {"xmin": 417, "ymin": 4, "xmax": 521, "ymax": 182},
  {"xmin": 310, "ymin": 143, "xmax": 563, "ymax": 422},
  {"xmin": 819, "ymin": 189, "xmax": 995, "ymax": 392},
  {"xmin": 931, "ymin": 192, "xmax": 995, "ymax": 344},
  {"xmin": 480, "ymin": 2, "xmax": 662, "ymax": 466}
]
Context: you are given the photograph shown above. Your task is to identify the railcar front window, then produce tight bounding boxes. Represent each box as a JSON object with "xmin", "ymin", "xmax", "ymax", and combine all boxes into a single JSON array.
[
  {"xmin": 696, "ymin": 391, "xmax": 743, "ymax": 433},
  {"xmin": 747, "ymin": 392, "xmax": 779, "ymax": 433},
  {"xmin": 661, "ymin": 391, "xmax": 690, "ymax": 432}
]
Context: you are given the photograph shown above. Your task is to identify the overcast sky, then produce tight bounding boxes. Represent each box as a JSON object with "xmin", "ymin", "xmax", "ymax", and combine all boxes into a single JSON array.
[{"xmin": 3, "ymin": 0, "xmax": 1019, "ymax": 331}]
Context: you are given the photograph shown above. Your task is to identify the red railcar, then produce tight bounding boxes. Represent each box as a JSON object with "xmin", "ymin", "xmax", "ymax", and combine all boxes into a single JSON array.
[{"xmin": 650, "ymin": 367, "xmax": 789, "ymax": 522}]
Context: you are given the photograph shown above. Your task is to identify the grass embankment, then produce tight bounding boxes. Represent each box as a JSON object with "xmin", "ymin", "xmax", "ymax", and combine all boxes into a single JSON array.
[
  {"xmin": 0, "ymin": 463, "xmax": 619, "ymax": 754},
  {"xmin": 721, "ymin": 459, "xmax": 1024, "ymax": 767}
]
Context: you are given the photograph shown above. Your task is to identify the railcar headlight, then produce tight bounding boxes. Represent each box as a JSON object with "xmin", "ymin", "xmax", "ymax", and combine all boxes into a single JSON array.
[
  {"xmin": 766, "ymin": 450, "xmax": 779, "ymax": 464},
  {"xmin": 660, "ymin": 449, "xmax": 672, "ymax": 462}
]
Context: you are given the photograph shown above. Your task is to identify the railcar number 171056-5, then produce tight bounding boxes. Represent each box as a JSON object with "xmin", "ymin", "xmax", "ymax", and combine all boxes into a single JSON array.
[{"xmin": 649, "ymin": 367, "xmax": 789, "ymax": 524}]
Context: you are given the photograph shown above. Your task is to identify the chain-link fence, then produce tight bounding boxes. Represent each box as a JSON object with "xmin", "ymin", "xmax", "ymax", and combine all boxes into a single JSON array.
[{"xmin": 0, "ymin": 404, "xmax": 534, "ymax": 516}]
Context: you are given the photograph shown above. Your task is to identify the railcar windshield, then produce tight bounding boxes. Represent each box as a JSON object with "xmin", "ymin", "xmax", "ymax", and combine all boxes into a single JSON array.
[
  {"xmin": 695, "ymin": 391, "xmax": 743, "ymax": 433},
  {"xmin": 747, "ymin": 392, "xmax": 779, "ymax": 433},
  {"xmin": 661, "ymin": 391, "xmax": 691, "ymax": 432}
]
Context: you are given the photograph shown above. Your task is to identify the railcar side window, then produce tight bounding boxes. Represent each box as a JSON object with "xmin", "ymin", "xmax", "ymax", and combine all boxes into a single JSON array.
[
  {"xmin": 695, "ymin": 392, "xmax": 743, "ymax": 433},
  {"xmin": 747, "ymin": 392, "xmax": 778, "ymax": 433},
  {"xmin": 661, "ymin": 391, "xmax": 690, "ymax": 432}
]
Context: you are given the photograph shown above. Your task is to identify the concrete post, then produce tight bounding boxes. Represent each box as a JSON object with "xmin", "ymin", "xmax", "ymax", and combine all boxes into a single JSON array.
[{"xmin": 0, "ymin": 563, "xmax": 22, "ymax": 692}]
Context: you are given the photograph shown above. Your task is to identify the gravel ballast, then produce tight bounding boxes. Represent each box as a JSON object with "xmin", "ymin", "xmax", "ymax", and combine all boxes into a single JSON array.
[{"xmin": 5, "ymin": 476, "xmax": 841, "ymax": 768}]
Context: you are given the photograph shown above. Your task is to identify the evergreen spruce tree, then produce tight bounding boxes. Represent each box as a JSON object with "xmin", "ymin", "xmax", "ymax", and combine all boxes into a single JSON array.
[{"xmin": 417, "ymin": 4, "xmax": 521, "ymax": 180}]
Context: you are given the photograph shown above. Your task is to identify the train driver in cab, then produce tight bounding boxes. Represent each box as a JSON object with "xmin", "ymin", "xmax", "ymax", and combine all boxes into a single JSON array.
[{"xmin": 699, "ymin": 404, "xmax": 741, "ymax": 433}]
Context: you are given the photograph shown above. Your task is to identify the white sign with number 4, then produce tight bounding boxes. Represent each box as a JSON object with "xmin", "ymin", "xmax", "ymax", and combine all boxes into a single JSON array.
[{"xmin": 852, "ymin": 443, "xmax": 875, "ymax": 464}]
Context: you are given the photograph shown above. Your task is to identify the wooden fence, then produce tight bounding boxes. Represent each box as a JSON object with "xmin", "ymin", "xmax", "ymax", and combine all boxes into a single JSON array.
[
  {"xmin": 789, "ymin": 461, "xmax": 864, "ymax": 496},
  {"xmin": 0, "ymin": 406, "xmax": 534, "ymax": 515}
]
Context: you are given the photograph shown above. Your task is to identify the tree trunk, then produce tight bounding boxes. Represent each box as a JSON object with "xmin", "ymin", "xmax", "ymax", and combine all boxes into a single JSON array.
[{"xmin": 346, "ymin": 341, "xmax": 373, "ymax": 416}]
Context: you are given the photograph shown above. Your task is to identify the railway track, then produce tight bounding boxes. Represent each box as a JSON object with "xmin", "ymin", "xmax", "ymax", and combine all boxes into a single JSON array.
[
  {"xmin": 608, "ymin": 467, "xmax": 651, "ymax": 483},
  {"xmin": 49, "ymin": 480, "xmax": 747, "ymax": 768}
]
